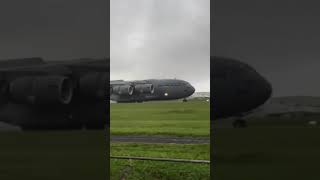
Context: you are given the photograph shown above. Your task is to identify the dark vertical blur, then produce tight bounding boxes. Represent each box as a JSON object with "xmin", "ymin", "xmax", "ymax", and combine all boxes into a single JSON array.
[
  {"xmin": 212, "ymin": 0, "xmax": 320, "ymax": 179},
  {"xmin": 210, "ymin": 0, "xmax": 215, "ymax": 178},
  {"xmin": 0, "ymin": 0, "xmax": 109, "ymax": 179}
]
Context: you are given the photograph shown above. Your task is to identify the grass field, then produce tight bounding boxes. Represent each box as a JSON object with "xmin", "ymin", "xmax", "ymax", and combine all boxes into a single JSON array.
[
  {"xmin": 111, "ymin": 143, "xmax": 210, "ymax": 179},
  {"xmin": 110, "ymin": 100, "xmax": 210, "ymax": 179},
  {"xmin": 110, "ymin": 100, "xmax": 210, "ymax": 137},
  {"xmin": 214, "ymin": 127, "xmax": 320, "ymax": 180},
  {"xmin": 1, "ymin": 110, "xmax": 320, "ymax": 179},
  {"xmin": 0, "ymin": 131, "xmax": 107, "ymax": 180}
]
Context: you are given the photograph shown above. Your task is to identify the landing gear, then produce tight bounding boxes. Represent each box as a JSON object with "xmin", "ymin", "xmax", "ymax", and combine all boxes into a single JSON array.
[
  {"xmin": 232, "ymin": 119, "xmax": 247, "ymax": 128},
  {"xmin": 183, "ymin": 98, "xmax": 188, "ymax": 102}
]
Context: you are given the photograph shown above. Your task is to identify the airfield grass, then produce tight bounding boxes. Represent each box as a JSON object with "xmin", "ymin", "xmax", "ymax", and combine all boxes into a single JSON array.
[
  {"xmin": 0, "ymin": 130, "xmax": 107, "ymax": 180},
  {"xmin": 110, "ymin": 100, "xmax": 210, "ymax": 179},
  {"xmin": 110, "ymin": 100, "xmax": 210, "ymax": 137},
  {"xmin": 214, "ymin": 127, "xmax": 320, "ymax": 180},
  {"xmin": 1, "ymin": 123, "xmax": 320, "ymax": 179},
  {"xmin": 110, "ymin": 143, "xmax": 210, "ymax": 180}
]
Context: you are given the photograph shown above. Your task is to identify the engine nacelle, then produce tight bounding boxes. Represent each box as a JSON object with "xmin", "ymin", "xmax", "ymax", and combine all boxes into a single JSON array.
[
  {"xmin": 79, "ymin": 72, "xmax": 108, "ymax": 100},
  {"xmin": 134, "ymin": 84, "xmax": 154, "ymax": 94},
  {"xmin": 9, "ymin": 76, "xmax": 73, "ymax": 105},
  {"xmin": 112, "ymin": 85, "xmax": 134, "ymax": 96}
]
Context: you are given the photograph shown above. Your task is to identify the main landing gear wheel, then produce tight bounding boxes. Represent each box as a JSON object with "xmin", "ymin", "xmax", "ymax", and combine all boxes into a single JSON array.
[
  {"xmin": 232, "ymin": 119, "xmax": 247, "ymax": 128},
  {"xmin": 183, "ymin": 98, "xmax": 188, "ymax": 102}
]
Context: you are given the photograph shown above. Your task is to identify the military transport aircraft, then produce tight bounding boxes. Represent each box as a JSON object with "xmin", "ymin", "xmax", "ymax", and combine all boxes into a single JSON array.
[
  {"xmin": 110, "ymin": 79, "xmax": 195, "ymax": 102},
  {"xmin": 0, "ymin": 57, "xmax": 108, "ymax": 130},
  {"xmin": 212, "ymin": 56, "xmax": 272, "ymax": 127}
]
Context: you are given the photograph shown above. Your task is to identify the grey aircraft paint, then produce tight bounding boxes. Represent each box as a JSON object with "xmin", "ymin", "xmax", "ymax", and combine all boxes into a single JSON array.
[
  {"xmin": 110, "ymin": 79, "xmax": 195, "ymax": 103},
  {"xmin": 0, "ymin": 57, "xmax": 109, "ymax": 130},
  {"xmin": 211, "ymin": 56, "xmax": 272, "ymax": 119}
]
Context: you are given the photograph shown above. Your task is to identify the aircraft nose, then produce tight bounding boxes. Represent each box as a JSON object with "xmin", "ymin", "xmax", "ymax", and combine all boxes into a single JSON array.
[
  {"xmin": 187, "ymin": 84, "xmax": 195, "ymax": 96},
  {"xmin": 183, "ymin": 83, "xmax": 195, "ymax": 96},
  {"xmin": 190, "ymin": 85, "xmax": 195, "ymax": 94},
  {"xmin": 260, "ymin": 77, "xmax": 272, "ymax": 104},
  {"xmin": 250, "ymin": 75, "xmax": 272, "ymax": 108}
]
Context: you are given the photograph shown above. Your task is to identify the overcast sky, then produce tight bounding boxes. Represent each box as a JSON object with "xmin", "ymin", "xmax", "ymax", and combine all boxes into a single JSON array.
[
  {"xmin": 0, "ymin": 0, "xmax": 108, "ymax": 60},
  {"xmin": 111, "ymin": 0, "xmax": 210, "ymax": 92},
  {"xmin": 3, "ymin": 0, "xmax": 319, "ymax": 96},
  {"xmin": 214, "ymin": 0, "xmax": 320, "ymax": 97}
]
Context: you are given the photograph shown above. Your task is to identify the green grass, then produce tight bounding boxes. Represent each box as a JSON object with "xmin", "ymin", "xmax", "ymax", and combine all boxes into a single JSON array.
[
  {"xmin": 110, "ymin": 100, "xmax": 210, "ymax": 179},
  {"xmin": 111, "ymin": 143, "xmax": 209, "ymax": 160},
  {"xmin": 111, "ymin": 143, "xmax": 210, "ymax": 180},
  {"xmin": 214, "ymin": 127, "xmax": 320, "ymax": 180},
  {"xmin": 0, "ymin": 100, "xmax": 210, "ymax": 179},
  {"xmin": 0, "ymin": 130, "xmax": 107, "ymax": 180},
  {"xmin": 110, "ymin": 100, "xmax": 210, "ymax": 137}
]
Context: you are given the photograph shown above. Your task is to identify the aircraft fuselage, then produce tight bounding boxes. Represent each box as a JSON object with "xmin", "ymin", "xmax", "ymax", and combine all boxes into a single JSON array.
[{"xmin": 110, "ymin": 79, "xmax": 195, "ymax": 103}]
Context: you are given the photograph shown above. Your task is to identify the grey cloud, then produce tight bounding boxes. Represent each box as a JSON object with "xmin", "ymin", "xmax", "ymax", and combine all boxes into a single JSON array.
[{"xmin": 111, "ymin": 0, "xmax": 210, "ymax": 92}]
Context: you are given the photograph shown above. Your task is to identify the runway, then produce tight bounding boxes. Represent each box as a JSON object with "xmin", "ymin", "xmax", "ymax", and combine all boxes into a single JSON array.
[{"xmin": 111, "ymin": 135, "xmax": 209, "ymax": 144}]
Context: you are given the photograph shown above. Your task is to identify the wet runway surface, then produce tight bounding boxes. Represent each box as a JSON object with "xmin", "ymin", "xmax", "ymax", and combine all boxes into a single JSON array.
[{"xmin": 111, "ymin": 135, "xmax": 209, "ymax": 144}]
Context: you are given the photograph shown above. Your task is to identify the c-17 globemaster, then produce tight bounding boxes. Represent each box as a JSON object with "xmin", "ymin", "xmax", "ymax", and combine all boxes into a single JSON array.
[
  {"xmin": 110, "ymin": 79, "xmax": 195, "ymax": 103},
  {"xmin": 0, "ymin": 56, "xmax": 271, "ymax": 130}
]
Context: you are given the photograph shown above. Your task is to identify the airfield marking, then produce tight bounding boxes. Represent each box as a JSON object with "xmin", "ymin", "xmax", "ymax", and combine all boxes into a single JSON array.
[{"xmin": 111, "ymin": 135, "xmax": 209, "ymax": 144}]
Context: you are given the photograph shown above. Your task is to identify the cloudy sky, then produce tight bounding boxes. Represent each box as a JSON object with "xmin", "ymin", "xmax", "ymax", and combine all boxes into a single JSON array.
[
  {"xmin": 111, "ymin": 0, "xmax": 210, "ymax": 92},
  {"xmin": 0, "ymin": 0, "xmax": 108, "ymax": 60},
  {"xmin": 3, "ymin": 0, "xmax": 319, "ymax": 96},
  {"xmin": 214, "ymin": 0, "xmax": 320, "ymax": 97}
]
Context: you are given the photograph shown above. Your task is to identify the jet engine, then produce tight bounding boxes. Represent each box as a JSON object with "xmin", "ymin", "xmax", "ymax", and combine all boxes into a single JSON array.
[
  {"xmin": 9, "ymin": 76, "xmax": 73, "ymax": 105},
  {"xmin": 79, "ymin": 72, "xmax": 108, "ymax": 100},
  {"xmin": 134, "ymin": 84, "xmax": 154, "ymax": 94},
  {"xmin": 112, "ymin": 85, "xmax": 134, "ymax": 96}
]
